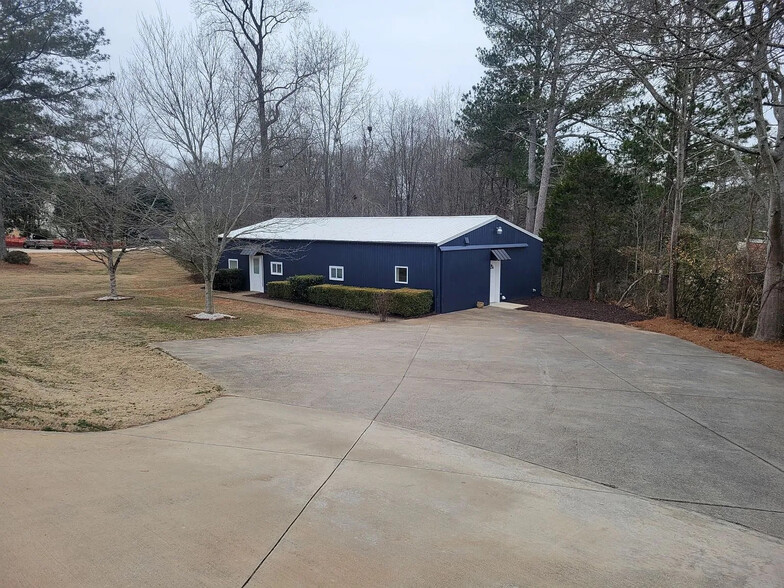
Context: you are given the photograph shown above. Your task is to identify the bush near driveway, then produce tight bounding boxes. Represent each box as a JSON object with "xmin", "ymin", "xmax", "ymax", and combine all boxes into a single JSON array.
[
  {"xmin": 266, "ymin": 274, "xmax": 433, "ymax": 317},
  {"xmin": 307, "ymin": 284, "xmax": 433, "ymax": 318},
  {"xmin": 213, "ymin": 268, "xmax": 245, "ymax": 292},
  {"xmin": 387, "ymin": 288, "xmax": 433, "ymax": 317},
  {"xmin": 288, "ymin": 274, "xmax": 324, "ymax": 301},
  {"xmin": 267, "ymin": 280, "xmax": 294, "ymax": 300},
  {"xmin": 3, "ymin": 250, "xmax": 31, "ymax": 265}
]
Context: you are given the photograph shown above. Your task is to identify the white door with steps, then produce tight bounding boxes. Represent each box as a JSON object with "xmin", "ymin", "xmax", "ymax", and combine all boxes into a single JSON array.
[
  {"xmin": 489, "ymin": 260, "xmax": 501, "ymax": 304},
  {"xmin": 249, "ymin": 255, "xmax": 264, "ymax": 292}
]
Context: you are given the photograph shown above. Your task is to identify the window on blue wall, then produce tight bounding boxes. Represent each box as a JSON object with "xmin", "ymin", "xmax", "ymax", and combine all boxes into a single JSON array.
[
  {"xmin": 329, "ymin": 266, "xmax": 344, "ymax": 281},
  {"xmin": 228, "ymin": 259, "xmax": 238, "ymax": 269},
  {"xmin": 270, "ymin": 261, "xmax": 283, "ymax": 275},
  {"xmin": 395, "ymin": 266, "xmax": 408, "ymax": 284}
]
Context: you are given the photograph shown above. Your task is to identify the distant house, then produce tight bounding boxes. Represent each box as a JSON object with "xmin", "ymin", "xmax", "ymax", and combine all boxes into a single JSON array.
[
  {"xmin": 736, "ymin": 238, "xmax": 766, "ymax": 253},
  {"xmin": 220, "ymin": 215, "xmax": 542, "ymax": 313}
]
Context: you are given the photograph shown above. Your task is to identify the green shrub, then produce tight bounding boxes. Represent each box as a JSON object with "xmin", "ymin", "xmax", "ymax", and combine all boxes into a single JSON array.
[
  {"xmin": 3, "ymin": 250, "xmax": 30, "ymax": 265},
  {"xmin": 267, "ymin": 280, "xmax": 294, "ymax": 300},
  {"xmin": 288, "ymin": 274, "xmax": 324, "ymax": 301},
  {"xmin": 388, "ymin": 288, "xmax": 434, "ymax": 318},
  {"xmin": 213, "ymin": 268, "xmax": 244, "ymax": 292},
  {"xmin": 307, "ymin": 284, "xmax": 376, "ymax": 311},
  {"xmin": 307, "ymin": 284, "xmax": 433, "ymax": 317}
]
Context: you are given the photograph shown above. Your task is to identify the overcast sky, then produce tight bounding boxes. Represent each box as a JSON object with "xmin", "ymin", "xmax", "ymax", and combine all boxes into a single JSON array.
[{"xmin": 80, "ymin": 0, "xmax": 488, "ymax": 99}]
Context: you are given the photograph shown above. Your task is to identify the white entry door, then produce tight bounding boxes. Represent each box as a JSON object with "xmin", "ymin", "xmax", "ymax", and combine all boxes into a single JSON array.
[
  {"xmin": 489, "ymin": 260, "xmax": 501, "ymax": 304},
  {"xmin": 249, "ymin": 255, "xmax": 264, "ymax": 292}
]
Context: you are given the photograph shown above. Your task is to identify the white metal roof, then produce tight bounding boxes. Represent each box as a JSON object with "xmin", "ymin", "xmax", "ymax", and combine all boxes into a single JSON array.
[{"xmin": 225, "ymin": 216, "xmax": 542, "ymax": 245}]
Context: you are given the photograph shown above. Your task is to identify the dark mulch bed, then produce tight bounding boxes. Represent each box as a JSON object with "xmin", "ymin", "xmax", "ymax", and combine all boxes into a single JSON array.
[{"xmin": 514, "ymin": 296, "xmax": 648, "ymax": 325}]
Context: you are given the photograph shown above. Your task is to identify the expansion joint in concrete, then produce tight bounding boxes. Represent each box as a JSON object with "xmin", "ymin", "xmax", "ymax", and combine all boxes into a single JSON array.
[
  {"xmin": 241, "ymin": 322, "xmax": 433, "ymax": 586},
  {"xmin": 557, "ymin": 335, "xmax": 784, "ymax": 477}
]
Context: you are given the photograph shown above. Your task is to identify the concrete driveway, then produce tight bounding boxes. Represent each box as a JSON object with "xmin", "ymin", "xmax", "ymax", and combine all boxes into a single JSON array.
[
  {"xmin": 3, "ymin": 307, "xmax": 784, "ymax": 586},
  {"xmin": 162, "ymin": 308, "xmax": 784, "ymax": 538}
]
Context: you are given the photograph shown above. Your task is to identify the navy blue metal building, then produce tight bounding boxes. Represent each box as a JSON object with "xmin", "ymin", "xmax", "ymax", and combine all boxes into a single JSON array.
[{"xmin": 219, "ymin": 216, "xmax": 542, "ymax": 313}]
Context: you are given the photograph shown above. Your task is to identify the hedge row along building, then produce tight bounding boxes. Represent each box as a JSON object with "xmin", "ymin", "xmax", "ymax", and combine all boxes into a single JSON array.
[{"xmin": 220, "ymin": 216, "xmax": 543, "ymax": 313}]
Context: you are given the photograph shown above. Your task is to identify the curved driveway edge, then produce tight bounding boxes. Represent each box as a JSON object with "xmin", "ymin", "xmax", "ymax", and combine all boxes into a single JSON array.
[{"xmin": 2, "ymin": 395, "xmax": 783, "ymax": 586}]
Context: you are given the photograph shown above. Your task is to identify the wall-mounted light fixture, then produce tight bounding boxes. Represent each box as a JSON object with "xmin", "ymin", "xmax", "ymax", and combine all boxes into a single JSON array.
[{"xmin": 495, "ymin": 226, "xmax": 503, "ymax": 235}]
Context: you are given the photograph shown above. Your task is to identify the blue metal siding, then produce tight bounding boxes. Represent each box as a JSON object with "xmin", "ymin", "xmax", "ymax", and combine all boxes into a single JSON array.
[
  {"xmin": 261, "ymin": 241, "xmax": 437, "ymax": 291},
  {"xmin": 500, "ymin": 242, "xmax": 542, "ymax": 299},
  {"xmin": 440, "ymin": 219, "xmax": 535, "ymax": 248},
  {"xmin": 438, "ymin": 218, "xmax": 542, "ymax": 312},
  {"xmin": 219, "ymin": 246, "xmax": 250, "ymax": 290},
  {"xmin": 218, "ymin": 217, "xmax": 541, "ymax": 313},
  {"xmin": 440, "ymin": 249, "xmax": 491, "ymax": 313}
]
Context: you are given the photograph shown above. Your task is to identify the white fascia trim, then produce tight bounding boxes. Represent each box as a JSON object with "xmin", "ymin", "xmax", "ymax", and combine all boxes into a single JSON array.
[
  {"xmin": 435, "ymin": 215, "xmax": 543, "ymax": 246},
  {"xmin": 497, "ymin": 217, "xmax": 544, "ymax": 242}
]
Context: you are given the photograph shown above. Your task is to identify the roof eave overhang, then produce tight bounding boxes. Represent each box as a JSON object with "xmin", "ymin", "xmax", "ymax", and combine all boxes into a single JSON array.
[
  {"xmin": 439, "ymin": 243, "xmax": 529, "ymax": 252},
  {"xmin": 435, "ymin": 215, "xmax": 543, "ymax": 246}
]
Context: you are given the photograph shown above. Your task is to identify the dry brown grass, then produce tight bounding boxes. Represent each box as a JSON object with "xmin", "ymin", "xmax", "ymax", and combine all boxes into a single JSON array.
[
  {"xmin": 632, "ymin": 317, "xmax": 784, "ymax": 372},
  {"xmin": 0, "ymin": 250, "xmax": 370, "ymax": 431}
]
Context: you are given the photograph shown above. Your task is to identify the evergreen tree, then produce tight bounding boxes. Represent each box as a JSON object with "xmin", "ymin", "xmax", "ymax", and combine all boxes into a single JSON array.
[
  {"xmin": 0, "ymin": 0, "xmax": 109, "ymax": 256},
  {"xmin": 542, "ymin": 145, "xmax": 633, "ymax": 299}
]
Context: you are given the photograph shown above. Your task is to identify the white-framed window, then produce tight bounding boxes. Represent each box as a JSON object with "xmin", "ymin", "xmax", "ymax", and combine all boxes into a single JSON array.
[
  {"xmin": 228, "ymin": 258, "xmax": 239, "ymax": 270},
  {"xmin": 329, "ymin": 266, "xmax": 344, "ymax": 281},
  {"xmin": 270, "ymin": 261, "xmax": 283, "ymax": 275},
  {"xmin": 395, "ymin": 266, "xmax": 408, "ymax": 284}
]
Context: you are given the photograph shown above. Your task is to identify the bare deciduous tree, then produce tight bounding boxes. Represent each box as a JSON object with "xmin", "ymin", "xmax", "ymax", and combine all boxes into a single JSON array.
[
  {"xmin": 54, "ymin": 87, "xmax": 161, "ymax": 299},
  {"xmin": 379, "ymin": 95, "xmax": 425, "ymax": 216},
  {"xmin": 194, "ymin": 0, "xmax": 314, "ymax": 186},
  {"xmin": 129, "ymin": 13, "xmax": 264, "ymax": 315},
  {"xmin": 302, "ymin": 23, "xmax": 371, "ymax": 215}
]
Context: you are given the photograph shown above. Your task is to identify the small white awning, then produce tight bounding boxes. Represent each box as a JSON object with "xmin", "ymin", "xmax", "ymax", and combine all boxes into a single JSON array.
[
  {"xmin": 491, "ymin": 249, "xmax": 511, "ymax": 261},
  {"xmin": 240, "ymin": 245, "xmax": 263, "ymax": 256}
]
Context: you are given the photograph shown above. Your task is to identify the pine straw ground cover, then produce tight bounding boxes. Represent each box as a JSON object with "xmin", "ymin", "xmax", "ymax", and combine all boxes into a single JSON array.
[
  {"xmin": 632, "ymin": 317, "xmax": 784, "ymax": 373},
  {"xmin": 0, "ymin": 250, "xmax": 370, "ymax": 431}
]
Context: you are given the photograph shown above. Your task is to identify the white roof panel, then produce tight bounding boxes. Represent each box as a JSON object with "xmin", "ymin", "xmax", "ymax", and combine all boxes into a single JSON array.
[{"xmin": 225, "ymin": 215, "xmax": 541, "ymax": 245}]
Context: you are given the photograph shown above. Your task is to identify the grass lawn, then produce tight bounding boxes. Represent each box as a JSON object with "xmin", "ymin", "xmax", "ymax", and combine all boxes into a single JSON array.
[{"xmin": 0, "ymin": 250, "xmax": 370, "ymax": 431}]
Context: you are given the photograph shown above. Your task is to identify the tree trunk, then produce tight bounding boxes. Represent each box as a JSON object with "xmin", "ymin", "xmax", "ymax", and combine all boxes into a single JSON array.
[
  {"xmin": 532, "ymin": 108, "xmax": 558, "ymax": 235},
  {"xmin": 588, "ymin": 232, "xmax": 596, "ymax": 302},
  {"xmin": 0, "ymin": 200, "xmax": 6, "ymax": 260},
  {"xmin": 588, "ymin": 269, "xmax": 596, "ymax": 301},
  {"xmin": 525, "ymin": 115, "xmax": 538, "ymax": 233},
  {"xmin": 257, "ymin": 63, "xmax": 272, "ymax": 183},
  {"xmin": 754, "ymin": 168, "xmax": 784, "ymax": 341},
  {"xmin": 324, "ymin": 152, "xmax": 332, "ymax": 215},
  {"xmin": 666, "ymin": 167, "xmax": 685, "ymax": 319},
  {"xmin": 749, "ymin": 23, "xmax": 783, "ymax": 341},
  {"xmin": 666, "ymin": 74, "xmax": 690, "ymax": 320},
  {"xmin": 204, "ymin": 276, "xmax": 215, "ymax": 314},
  {"xmin": 559, "ymin": 263, "xmax": 565, "ymax": 297},
  {"xmin": 107, "ymin": 249, "xmax": 118, "ymax": 297},
  {"xmin": 108, "ymin": 269, "xmax": 118, "ymax": 297}
]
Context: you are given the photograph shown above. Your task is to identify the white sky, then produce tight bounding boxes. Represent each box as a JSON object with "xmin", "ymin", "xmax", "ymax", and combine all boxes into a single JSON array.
[{"xmin": 80, "ymin": 0, "xmax": 488, "ymax": 99}]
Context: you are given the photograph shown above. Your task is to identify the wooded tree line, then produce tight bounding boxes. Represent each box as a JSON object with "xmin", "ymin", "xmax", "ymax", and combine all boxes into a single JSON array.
[
  {"xmin": 0, "ymin": 0, "xmax": 782, "ymax": 339},
  {"xmin": 460, "ymin": 0, "xmax": 784, "ymax": 341}
]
